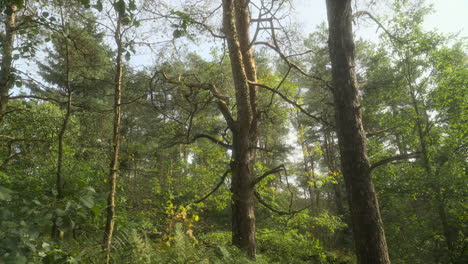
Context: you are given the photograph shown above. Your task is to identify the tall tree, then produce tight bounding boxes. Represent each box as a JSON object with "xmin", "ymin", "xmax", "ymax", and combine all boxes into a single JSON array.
[
  {"xmin": 0, "ymin": 3, "xmax": 17, "ymax": 122},
  {"xmin": 222, "ymin": 0, "xmax": 259, "ymax": 257},
  {"xmin": 50, "ymin": 3, "xmax": 73, "ymax": 240},
  {"xmin": 324, "ymin": 0, "xmax": 390, "ymax": 263},
  {"xmin": 103, "ymin": 6, "xmax": 124, "ymax": 264}
]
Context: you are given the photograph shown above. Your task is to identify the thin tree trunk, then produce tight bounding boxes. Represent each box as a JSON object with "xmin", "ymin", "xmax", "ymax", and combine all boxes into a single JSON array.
[
  {"xmin": 51, "ymin": 87, "xmax": 72, "ymax": 240},
  {"xmin": 0, "ymin": 4, "xmax": 17, "ymax": 122},
  {"xmin": 222, "ymin": 0, "xmax": 258, "ymax": 258},
  {"xmin": 323, "ymin": 128, "xmax": 345, "ymax": 216},
  {"xmin": 51, "ymin": 6, "xmax": 73, "ymax": 240},
  {"xmin": 297, "ymin": 124, "xmax": 316, "ymax": 208},
  {"xmin": 310, "ymin": 158, "xmax": 320, "ymax": 208},
  {"xmin": 325, "ymin": 1, "xmax": 390, "ymax": 263},
  {"xmin": 103, "ymin": 12, "xmax": 123, "ymax": 264}
]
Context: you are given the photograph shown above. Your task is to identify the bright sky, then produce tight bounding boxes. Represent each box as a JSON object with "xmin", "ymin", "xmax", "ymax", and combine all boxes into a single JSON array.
[
  {"xmin": 293, "ymin": 0, "xmax": 468, "ymax": 39},
  {"xmin": 14, "ymin": 0, "xmax": 467, "ymax": 95}
]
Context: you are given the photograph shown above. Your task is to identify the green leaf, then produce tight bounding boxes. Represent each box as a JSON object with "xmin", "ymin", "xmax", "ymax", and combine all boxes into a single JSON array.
[
  {"xmin": 129, "ymin": 0, "xmax": 137, "ymax": 11},
  {"xmin": 59, "ymin": 216, "xmax": 75, "ymax": 233},
  {"xmin": 55, "ymin": 208, "xmax": 66, "ymax": 216},
  {"xmin": 0, "ymin": 186, "xmax": 13, "ymax": 201},
  {"xmin": 79, "ymin": 195, "xmax": 94, "ymax": 208},
  {"xmin": 79, "ymin": 0, "xmax": 90, "ymax": 8},
  {"xmin": 84, "ymin": 186, "xmax": 96, "ymax": 193},
  {"xmin": 114, "ymin": 0, "xmax": 126, "ymax": 16},
  {"xmin": 125, "ymin": 51, "xmax": 131, "ymax": 61},
  {"xmin": 94, "ymin": 0, "xmax": 103, "ymax": 12},
  {"xmin": 173, "ymin": 29, "xmax": 183, "ymax": 39}
]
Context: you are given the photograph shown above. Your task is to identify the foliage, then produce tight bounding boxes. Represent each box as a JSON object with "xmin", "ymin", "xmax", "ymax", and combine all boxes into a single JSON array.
[{"xmin": 0, "ymin": 0, "xmax": 466, "ymax": 263}]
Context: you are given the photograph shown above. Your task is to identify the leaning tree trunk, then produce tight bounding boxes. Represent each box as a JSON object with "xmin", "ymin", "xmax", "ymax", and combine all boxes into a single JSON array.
[
  {"xmin": 103, "ymin": 12, "xmax": 124, "ymax": 264},
  {"xmin": 325, "ymin": 1, "xmax": 390, "ymax": 263},
  {"xmin": 0, "ymin": 4, "xmax": 17, "ymax": 122},
  {"xmin": 222, "ymin": 0, "xmax": 258, "ymax": 258}
]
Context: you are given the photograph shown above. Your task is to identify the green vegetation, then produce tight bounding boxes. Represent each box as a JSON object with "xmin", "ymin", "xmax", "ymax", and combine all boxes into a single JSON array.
[{"xmin": 0, "ymin": 0, "xmax": 466, "ymax": 263}]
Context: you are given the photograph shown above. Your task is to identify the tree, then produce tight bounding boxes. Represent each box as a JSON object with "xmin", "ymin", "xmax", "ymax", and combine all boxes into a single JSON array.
[
  {"xmin": 34, "ymin": 0, "xmax": 112, "ymax": 240},
  {"xmin": 103, "ymin": 4, "xmax": 124, "ymax": 264},
  {"xmin": 221, "ymin": 0, "xmax": 259, "ymax": 258},
  {"xmin": 361, "ymin": 2, "xmax": 468, "ymax": 262},
  {"xmin": 0, "ymin": 2, "xmax": 18, "ymax": 122},
  {"xmin": 324, "ymin": 0, "xmax": 390, "ymax": 263}
]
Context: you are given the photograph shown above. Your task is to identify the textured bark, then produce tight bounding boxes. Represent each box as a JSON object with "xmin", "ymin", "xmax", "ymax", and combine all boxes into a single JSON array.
[
  {"xmin": 222, "ymin": 0, "xmax": 258, "ymax": 258},
  {"xmin": 325, "ymin": 1, "xmax": 390, "ymax": 263},
  {"xmin": 103, "ymin": 13, "xmax": 123, "ymax": 264},
  {"xmin": 0, "ymin": 4, "xmax": 17, "ymax": 122}
]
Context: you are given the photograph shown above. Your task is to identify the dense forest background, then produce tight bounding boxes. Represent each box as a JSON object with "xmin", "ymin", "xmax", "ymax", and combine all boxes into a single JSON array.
[{"xmin": 0, "ymin": 0, "xmax": 466, "ymax": 263}]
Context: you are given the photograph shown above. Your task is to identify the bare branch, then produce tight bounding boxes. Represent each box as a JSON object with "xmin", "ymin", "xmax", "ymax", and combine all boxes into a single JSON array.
[
  {"xmin": 353, "ymin": 11, "xmax": 401, "ymax": 44},
  {"xmin": 248, "ymin": 81, "xmax": 333, "ymax": 127}
]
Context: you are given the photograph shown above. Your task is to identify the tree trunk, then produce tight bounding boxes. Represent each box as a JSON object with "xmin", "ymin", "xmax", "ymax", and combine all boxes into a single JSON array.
[
  {"xmin": 103, "ymin": 12, "xmax": 123, "ymax": 264},
  {"xmin": 51, "ymin": 7, "xmax": 73, "ymax": 240},
  {"xmin": 222, "ymin": 0, "xmax": 258, "ymax": 258},
  {"xmin": 325, "ymin": 1, "xmax": 390, "ymax": 263},
  {"xmin": 297, "ymin": 124, "xmax": 317, "ymax": 209},
  {"xmin": 323, "ymin": 128, "xmax": 345, "ymax": 216},
  {"xmin": 0, "ymin": 4, "xmax": 17, "ymax": 122}
]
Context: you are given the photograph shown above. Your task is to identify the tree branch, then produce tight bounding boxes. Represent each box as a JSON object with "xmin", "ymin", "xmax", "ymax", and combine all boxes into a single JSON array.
[
  {"xmin": 0, "ymin": 135, "xmax": 48, "ymax": 143},
  {"xmin": 248, "ymin": 81, "xmax": 333, "ymax": 127},
  {"xmin": 193, "ymin": 170, "xmax": 231, "ymax": 204},
  {"xmin": 158, "ymin": 71, "xmax": 237, "ymax": 131},
  {"xmin": 370, "ymin": 152, "xmax": 420, "ymax": 171},
  {"xmin": 252, "ymin": 41, "xmax": 331, "ymax": 87},
  {"xmin": 253, "ymin": 164, "xmax": 285, "ymax": 186},
  {"xmin": 366, "ymin": 126, "xmax": 397, "ymax": 137},
  {"xmin": 10, "ymin": 95, "xmax": 64, "ymax": 105},
  {"xmin": 254, "ymin": 191, "xmax": 311, "ymax": 215},
  {"xmin": 159, "ymin": 71, "xmax": 230, "ymax": 102},
  {"xmin": 192, "ymin": 134, "xmax": 232, "ymax": 149},
  {"xmin": 352, "ymin": 11, "xmax": 401, "ymax": 44}
]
